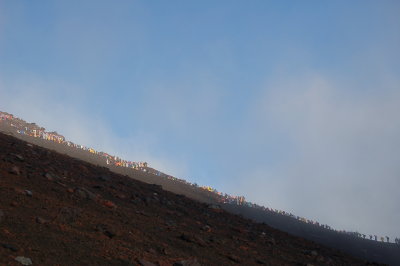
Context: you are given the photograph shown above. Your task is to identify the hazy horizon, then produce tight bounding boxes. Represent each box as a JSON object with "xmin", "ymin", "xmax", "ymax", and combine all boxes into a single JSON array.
[{"xmin": 1, "ymin": 1, "xmax": 399, "ymax": 240}]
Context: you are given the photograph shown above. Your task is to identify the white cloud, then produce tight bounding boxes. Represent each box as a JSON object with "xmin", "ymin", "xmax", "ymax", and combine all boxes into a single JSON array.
[
  {"xmin": 0, "ymin": 74, "xmax": 188, "ymax": 179},
  {"xmin": 237, "ymin": 73, "xmax": 400, "ymax": 238}
]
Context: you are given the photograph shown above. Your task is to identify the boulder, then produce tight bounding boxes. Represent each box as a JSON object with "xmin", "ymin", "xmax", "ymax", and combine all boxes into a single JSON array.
[{"xmin": 15, "ymin": 256, "xmax": 32, "ymax": 265}]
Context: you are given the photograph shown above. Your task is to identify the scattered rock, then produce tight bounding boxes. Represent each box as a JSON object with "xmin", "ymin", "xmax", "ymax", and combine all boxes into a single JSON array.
[
  {"xmin": 11, "ymin": 153, "xmax": 24, "ymax": 161},
  {"xmin": 56, "ymin": 181, "xmax": 67, "ymax": 187},
  {"xmin": 256, "ymin": 258, "xmax": 267, "ymax": 264},
  {"xmin": 201, "ymin": 225, "xmax": 211, "ymax": 232},
  {"xmin": 266, "ymin": 237, "xmax": 276, "ymax": 245},
  {"xmin": 9, "ymin": 165, "xmax": 21, "ymax": 175},
  {"xmin": 227, "ymin": 254, "xmax": 241, "ymax": 263},
  {"xmin": 136, "ymin": 210, "xmax": 149, "ymax": 217},
  {"xmin": 304, "ymin": 250, "xmax": 318, "ymax": 257},
  {"xmin": 116, "ymin": 193, "xmax": 127, "ymax": 199},
  {"xmin": 95, "ymin": 224, "xmax": 116, "ymax": 238},
  {"xmin": 0, "ymin": 133, "xmax": 379, "ymax": 266},
  {"xmin": 104, "ymin": 230, "xmax": 116, "ymax": 238},
  {"xmin": 15, "ymin": 256, "xmax": 33, "ymax": 265},
  {"xmin": 2, "ymin": 243, "xmax": 19, "ymax": 252},
  {"xmin": 36, "ymin": 217, "xmax": 48, "ymax": 224},
  {"xmin": 162, "ymin": 248, "xmax": 169, "ymax": 255},
  {"xmin": 180, "ymin": 233, "xmax": 194, "ymax": 243},
  {"xmin": 180, "ymin": 233, "xmax": 206, "ymax": 247},
  {"xmin": 173, "ymin": 258, "xmax": 201, "ymax": 266},
  {"xmin": 103, "ymin": 200, "xmax": 117, "ymax": 208},
  {"xmin": 44, "ymin": 172, "xmax": 57, "ymax": 180},
  {"xmin": 74, "ymin": 187, "xmax": 97, "ymax": 200},
  {"xmin": 137, "ymin": 259, "xmax": 156, "ymax": 266},
  {"xmin": 195, "ymin": 236, "xmax": 207, "ymax": 247}
]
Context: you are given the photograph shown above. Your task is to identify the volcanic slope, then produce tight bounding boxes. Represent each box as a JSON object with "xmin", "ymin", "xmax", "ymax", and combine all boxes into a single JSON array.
[{"xmin": 0, "ymin": 132, "xmax": 380, "ymax": 265}]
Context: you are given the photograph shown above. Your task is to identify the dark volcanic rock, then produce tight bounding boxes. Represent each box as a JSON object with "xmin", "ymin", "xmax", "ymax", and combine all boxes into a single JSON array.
[
  {"xmin": 9, "ymin": 165, "xmax": 21, "ymax": 175},
  {"xmin": 2, "ymin": 243, "xmax": 19, "ymax": 252},
  {"xmin": 95, "ymin": 224, "xmax": 116, "ymax": 238},
  {"xmin": 0, "ymin": 131, "xmax": 385, "ymax": 266},
  {"xmin": 35, "ymin": 217, "xmax": 48, "ymax": 224},
  {"xmin": 137, "ymin": 259, "xmax": 156, "ymax": 266},
  {"xmin": 44, "ymin": 172, "xmax": 58, "ymax": 180},
  {"xmin": 11, "ymin": 153, "xmax": 24, "ymax": 161},
  {"xmin": 14, "ymin": 256, "xmax": 32, "ymax": 265},
  {"xmin": 74, "ymin": 187, "xmax": 97, "ymax": 200},
  {"xmin": 173, "ymin": 258, "xmax": 201, "ymax": 266},
  {"xmin": 227, "ymin": 254, "xmax": 241, "ymax": 263}
]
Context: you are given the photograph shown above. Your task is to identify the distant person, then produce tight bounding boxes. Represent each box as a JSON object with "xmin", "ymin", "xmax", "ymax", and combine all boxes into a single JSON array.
[
  {"xmin": 369, "ymin": 235, "xmax": 372, "ymax": 240},
  {"xmin": 380, "ymin": 237, "xmax": 384, "ymax": 242},
  {"xmin": 374, "ymin": 235, "xmax": 377, "ymax": 241},
  {"xmin": 386, "ymin": 236, "xmax": 389, "ymax": 243}
]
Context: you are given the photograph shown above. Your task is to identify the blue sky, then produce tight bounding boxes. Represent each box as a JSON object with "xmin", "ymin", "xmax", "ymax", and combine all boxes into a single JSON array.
[{"xmin": 1, "ymin": 1, "xmax": 400, "ymax": 239}]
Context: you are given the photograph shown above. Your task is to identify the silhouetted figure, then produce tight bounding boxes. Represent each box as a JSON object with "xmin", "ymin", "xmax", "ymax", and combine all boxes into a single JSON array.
[
  {"xmin": 386, "ymin": 236, "xmax": 389, "ymax": 243},
  {"xmin": 374, "ymin": 235, "xmax": 377, "ymax": 241},
  {"xmin": 362, "ymin": 234, "xmax": 366, "ymax": 239},
  {"xmin": 369, "ymin": 235, "xmax": 372, "ymax": 240}
]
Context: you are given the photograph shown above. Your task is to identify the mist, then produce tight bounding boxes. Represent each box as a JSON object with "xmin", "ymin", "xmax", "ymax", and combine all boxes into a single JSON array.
[{"xmin": 1, "ymin": 1, "xmax": 399, "ymax": 240}]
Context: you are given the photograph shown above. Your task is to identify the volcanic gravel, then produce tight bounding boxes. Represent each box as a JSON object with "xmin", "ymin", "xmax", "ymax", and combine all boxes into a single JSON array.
[{"xmin": 0, "ymin": 132, "xmax": 381, "ymax": 265}]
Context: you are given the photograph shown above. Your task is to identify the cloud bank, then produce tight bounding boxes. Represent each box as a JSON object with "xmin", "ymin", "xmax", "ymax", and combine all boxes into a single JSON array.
[
  {"xmin": 235, "ymin": 74, "xmax": 400, "ymax": 237},
  {"xmin": 0, "ymin": 75, "xmax": 189, "ymax": 179}
]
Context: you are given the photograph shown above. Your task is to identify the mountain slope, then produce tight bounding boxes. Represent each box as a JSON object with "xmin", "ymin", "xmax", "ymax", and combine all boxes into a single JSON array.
[{"xmin": 0, "ymin": 132, "xmax": 378, "ymax": 265}]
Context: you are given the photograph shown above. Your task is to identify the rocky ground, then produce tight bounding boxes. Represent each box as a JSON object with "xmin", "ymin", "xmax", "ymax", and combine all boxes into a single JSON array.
[{"xmin": 0, "ymin": 132, "xmax": 383, "ymax": 265}]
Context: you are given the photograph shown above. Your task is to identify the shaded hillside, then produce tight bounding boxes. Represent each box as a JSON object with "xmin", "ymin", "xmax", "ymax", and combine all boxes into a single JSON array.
[
  {"xmin": 1, "ymin": 117, "xmax": 398, "ymax": 265},
  {"xmin": 0, "ymin": 122, "xmax": 219, "ymax": 205},
  {"xmin": 0, "ymin": 132, "xmax": 381, "ymax": 265},
  {"xmin": 222, "ymin": 205, "xmax": 400, "ymax": 266}
]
